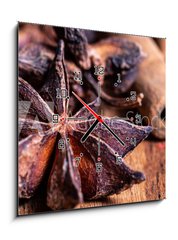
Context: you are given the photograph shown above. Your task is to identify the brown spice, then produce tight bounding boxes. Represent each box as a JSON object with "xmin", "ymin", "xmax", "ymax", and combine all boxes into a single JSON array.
[
  {"xmin": 18, "ymin": 38, "xmax": 152, "ymax": 210},
  {"xmin": 117, "ymin": 35, "xmax": 165, "ymax": 139},
  {"xmin": 89, "ymin": 37, "xmax": 143, "ymax": 95}
]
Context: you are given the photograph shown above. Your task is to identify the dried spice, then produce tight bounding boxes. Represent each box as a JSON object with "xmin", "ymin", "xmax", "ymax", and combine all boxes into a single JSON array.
[
  {"xmin": 88, "ymin": 37, "xmax": 143, "ymax": 95},
  {"xmin": 117, "ymin": 35, "xmax": 165, "ymax": 139},
  {"xmin": 69, "ymin": 100, "xmax": 151, "ymax": 200},
  {"xmin": 54, "ymin": 27, "xmax": 91, "ymax": 70},
  {"xmin": 19, "ymin": 23, "xmax": 57, "ymax": 50},
  {"xmin": 83, "ymin": 71, "xmax": 144, "ymax": 108},
  {"xmin": 19, "ymin": 43, "xmax": 55, "ymax": 89},
  {"xmin": 18, "ymin": 38, "xmax": 152, "ymax": 211}
]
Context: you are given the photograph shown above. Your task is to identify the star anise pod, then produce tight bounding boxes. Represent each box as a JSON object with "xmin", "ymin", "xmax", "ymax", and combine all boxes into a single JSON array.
[
  {"xmin": 19, "ymin": 25, "xmax": 145, "ymax": 110},
  {"xmin": 54, "ymin": 26, "xmax": 91, "ymax": 70},
  {"xmin": 18, "ymin": 42, "xmax": 55, "ymax": 90},
  {"xmin": 84, "ymin": 37, "xmax": 144, "ymax": 107},
  {"xmin": 18, "ymin": 40, "xmax": 152, "ymax": 211}
]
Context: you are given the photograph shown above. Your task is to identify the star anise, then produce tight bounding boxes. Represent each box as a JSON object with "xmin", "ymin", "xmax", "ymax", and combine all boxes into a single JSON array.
[
  {"xmin": 18, "ymin": 38, "xmax": 152, "ymax": 211},
  {"xmin": 19, "ymin": 25, "xmax": 145, "ymax": 110}
]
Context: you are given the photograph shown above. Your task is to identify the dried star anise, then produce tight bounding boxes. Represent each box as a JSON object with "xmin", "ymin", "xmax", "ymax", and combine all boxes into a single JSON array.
[
  {"xmin": 85, "ymin": 37, "xmax": 144, "ymax": 107},
  {"xmin": 18, "ymin": 42, "xmax": 55, "ymax": 90},
  {"xmin": 18, "ymin": 38, "xmax": 152, "ymax": 211},
  {"xmin": 54, "ymin": 27, "xmax": 91, "ymax": 70}
]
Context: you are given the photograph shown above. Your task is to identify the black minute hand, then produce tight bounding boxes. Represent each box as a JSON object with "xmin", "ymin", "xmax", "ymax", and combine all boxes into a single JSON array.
[
  {"xmin": 102, "ymin": 121, "xmax": 125, "ymax": 146},
  {"xmin": 81, "ymin": 119, "xmax": 99, "ymax": 143}
]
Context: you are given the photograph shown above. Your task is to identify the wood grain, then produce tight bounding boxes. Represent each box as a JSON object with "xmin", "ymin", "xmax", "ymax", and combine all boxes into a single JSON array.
[{"xmin": 18, "ymin": 140, "xmax": 165, "ymax": 215}]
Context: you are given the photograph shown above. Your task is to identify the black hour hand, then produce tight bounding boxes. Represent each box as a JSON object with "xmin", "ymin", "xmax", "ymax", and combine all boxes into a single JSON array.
[{"xmin": 81, "ymin": 119, "xmax": 99, "ymax": 143}]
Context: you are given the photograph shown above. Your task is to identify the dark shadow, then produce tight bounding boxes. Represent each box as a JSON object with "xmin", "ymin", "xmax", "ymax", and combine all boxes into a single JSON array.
[{"xmin": 12, "ymin": 23, "xmax": 18, "ymax": 220}]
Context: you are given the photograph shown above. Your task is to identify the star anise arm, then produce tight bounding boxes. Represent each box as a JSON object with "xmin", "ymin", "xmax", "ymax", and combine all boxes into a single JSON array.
[
  {"xmin": 70, "ymin": 133, "xmax": 146, "ymax": 199},
  {"xmin": 18, "ymin": 77, "xmax": 54, "ymax": 122},
  {"xmin": 68, "ymin": 99, "xmax": 152, "ymax": 199},
  {"xmin": 18, "ymin": 130, "xmax": 57, "ymax": 198},
  {"xmin": 18, "ymin": 118, "xmax": 51, "ymax": 139},
  {"xmin": 40, "ymin": 40, "xmax": 69, "ymax": 116},
  {"xmin": 47, "ymin": 134, "xmax": 83, "ymax": 210}
]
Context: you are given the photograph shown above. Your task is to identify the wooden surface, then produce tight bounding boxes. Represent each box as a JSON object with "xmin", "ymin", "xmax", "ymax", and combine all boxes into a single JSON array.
[{"xmin": 18, "ymin": 140, "xmax": 165, "ymax": 215}]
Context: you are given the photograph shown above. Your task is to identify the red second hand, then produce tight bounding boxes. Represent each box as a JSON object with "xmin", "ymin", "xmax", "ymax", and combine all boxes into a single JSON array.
[{"xmin": 72, "ymin": 91, "xmax": 103, "ymax": 123}]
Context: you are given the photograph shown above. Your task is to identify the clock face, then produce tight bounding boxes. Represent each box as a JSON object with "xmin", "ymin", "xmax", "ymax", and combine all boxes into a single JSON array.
[
  {"xmin": 51, "ymin": 67, "xmax": 140, "ymax": 172},
  {"xmin": 18, "ymin": 23, "xmax": 165, "ymax": 215}
]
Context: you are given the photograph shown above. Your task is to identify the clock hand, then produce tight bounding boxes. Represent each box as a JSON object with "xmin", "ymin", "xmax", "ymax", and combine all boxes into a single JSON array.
[
  {"xmin": 101, "ymin": 121, "xmax": 125, "ymax": 146},
  {"xmin": 97, "ymin": 134, "xmax": 101, "ymax": 158},
  {"xmin": 98, "ymin": 81, "xmax": 101, "ymax": 114},
  {"xmin": 72, "ymin": 91, "xmax": 103, "ymax": 123},
  {"xmin": 81, "ymin": 119, "xmax": 99, "ymax": 143},
  {"xmin": 72, "ymin": 91, "xmax": 125, "ymax": 146}
]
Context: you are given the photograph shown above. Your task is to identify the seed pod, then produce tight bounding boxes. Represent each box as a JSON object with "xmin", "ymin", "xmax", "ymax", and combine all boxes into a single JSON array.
[
  {"xmin": 19, "ymin": 43, "xmax": 55, "ymax": 89},
  {"xmin": 118, "ymin": 35, "xmax": 165, "ymax": 139},
  {"xmin": 89, "ymin": 37, "xmax": 143, "ymax": 95},
  {"xmin": 54, "ymin": 27, "xmax": 91, "ymax": 70}
]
